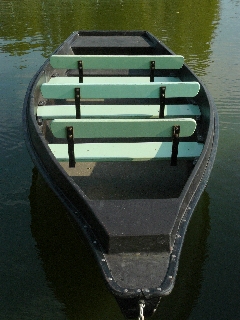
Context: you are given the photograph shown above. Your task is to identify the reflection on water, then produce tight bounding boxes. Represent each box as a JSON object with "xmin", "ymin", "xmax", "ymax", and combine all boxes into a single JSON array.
[
  {"xmin": 29, "ymin": 168, "xmax": 123, "ymax": 319},
  {"xmin": 0, "ymin": 0, "xmax": 220, "ymax": 65},
  {"xmin": 29, "ymin": 168, "xmax": 210, "ymax": 320},
  {"xmin": 205, "ymin": 0, "xmax": 240, "ymax": 124},
  {"xmin": 154, "ymin": 192, "xmax": 210, "ymax": 320}
]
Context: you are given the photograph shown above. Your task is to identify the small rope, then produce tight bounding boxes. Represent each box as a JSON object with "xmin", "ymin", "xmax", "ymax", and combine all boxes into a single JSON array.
[{"xmin": 138, "ymin": 300, "xmax": 145, "ymax": 320}]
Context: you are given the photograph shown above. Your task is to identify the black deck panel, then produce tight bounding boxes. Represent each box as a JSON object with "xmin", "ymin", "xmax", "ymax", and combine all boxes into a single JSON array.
[
  {"xmin": 72, "ymin": 35, "xmax": 154, "ymax": 48},
  {"xmin": 106, "ymin": 251, "xmax": 170, "ymax": 288},
  {"xmin": 89, "ymin": 198, "xmax": 180, "ymax": 253},
  {"xmin": 71, "ymin": 31, "xmax": 158, "ymax": 54}
]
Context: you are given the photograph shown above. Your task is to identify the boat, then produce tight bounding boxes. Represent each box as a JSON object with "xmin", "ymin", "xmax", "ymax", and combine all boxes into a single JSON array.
[{"xmin": 23, "ymin": 30, "xmax": 218, "ymax": 319}]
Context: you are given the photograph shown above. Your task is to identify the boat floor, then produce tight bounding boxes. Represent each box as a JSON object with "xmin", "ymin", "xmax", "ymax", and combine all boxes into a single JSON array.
[
  {"xmin": 59, "ymin": 161, "xmax": 176, "ymax": 289},
  {"xmin": 60, "ymin": 160, "xmax": 193, "ymax": 200}
]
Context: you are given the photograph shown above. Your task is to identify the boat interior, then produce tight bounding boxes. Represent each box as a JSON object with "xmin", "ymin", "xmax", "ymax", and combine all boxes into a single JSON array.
[{"xmin": 35, "ymin": 31, "xmax": 204, "ymax": 202}]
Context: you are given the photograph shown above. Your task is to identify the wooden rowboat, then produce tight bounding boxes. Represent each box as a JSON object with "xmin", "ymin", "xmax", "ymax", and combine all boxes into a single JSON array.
[{"xmin": 23, "ymin": 31, "xmax": 218, "ymax": 319}]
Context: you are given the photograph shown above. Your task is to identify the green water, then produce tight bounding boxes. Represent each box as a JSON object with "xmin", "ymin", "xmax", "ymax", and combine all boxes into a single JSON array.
[{"xmin": 0, "ymin": 0, "xmax": 240, "ymax": 319}]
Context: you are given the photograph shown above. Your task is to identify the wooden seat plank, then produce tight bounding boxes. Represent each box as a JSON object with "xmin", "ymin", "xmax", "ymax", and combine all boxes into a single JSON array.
[
  {"xmin": 49, "ymin": 142, "xmax": 203, "ymax": 162},
  {"xmin": 44, "ymin": 54, "xmax": 203, "ymax": 165},
  {"xmin": 50, "ymin": 118, "xmax": 197, "ymax": 139},
  {"xmin": 41, "ymin": 81, "xmax": 200, "ymax": 99},
  {"xmin": 48, "ymin": 76, "xmax": 180, "ymax": 84},
  {"xmin": 50, "ymin": 54, "xmax": 184, "ymax": 70},
  {"xmin": 37, "ymin": 104, "xmax": 201, "ymax": 119}
]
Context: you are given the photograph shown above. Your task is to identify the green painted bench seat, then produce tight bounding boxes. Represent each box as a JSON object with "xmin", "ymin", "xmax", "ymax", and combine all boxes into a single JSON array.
[
  {"xmin": 41, "ymin": 54, "xmax": 202, "ymax": 166},
  {"xmin": 41, "ymin": 81, "xmax": 200, "ymax": 99},
  {"xmin": 49, "ymin": 142, "xmax": 203, "ymax": 162},
  {"xmin": 37, "ymin": 104, "xmax": 201, "ymax": 119},
  {"xmin": 46, "ymin": 76, "xmax": 180, "ymax": 84},
  {"xmin": 50, "ymin": 118, "xmax": 197, "ymax": 139},
  {"xmin": 50, "ymin": 54, "xmax": 184, "ymax": 70}
]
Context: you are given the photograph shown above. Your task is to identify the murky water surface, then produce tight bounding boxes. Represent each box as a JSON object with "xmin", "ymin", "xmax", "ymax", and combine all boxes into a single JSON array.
[{"xmin": 0, "ymin": 0, "xmax": 240, "ymax": 319}]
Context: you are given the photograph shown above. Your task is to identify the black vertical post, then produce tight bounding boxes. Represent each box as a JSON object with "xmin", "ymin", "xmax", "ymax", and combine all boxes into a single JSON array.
[
  {"xmin": 159, "ymin": 86, "xmax": 166, "ymax": 118},
  {"xmin": 78, "ymin": 60, "xmax": 83, "ymax": 83},
  {"xmin": 171, "ymin": 125, "xmax": 180, "ymax": 166},
  {"xmin": 150, "ymin": 61, "xmax": 155, "ymax": 82},
  {"xmin": 75, "ymin": 88, "xmax": 81, "ymax": 119},
  {"xmin": 66, "ymin": 126, "xmax": 76, "ymax": 168}
]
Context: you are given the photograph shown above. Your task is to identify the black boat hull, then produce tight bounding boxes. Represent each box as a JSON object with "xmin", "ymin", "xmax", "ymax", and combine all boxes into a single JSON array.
[{"xmin": 23, "ymin": 31, "xmax": 218, "ymax": 318}]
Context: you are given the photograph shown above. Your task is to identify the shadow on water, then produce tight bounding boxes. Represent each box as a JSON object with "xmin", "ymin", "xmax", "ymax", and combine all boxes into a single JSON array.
[
  {"xmin": 29, "ymin": 168, "xmax": 124, "ymax": 319},
  {"xmin": 153, "ymin": 191, "xmax": 210, "ymax": 320},
  {"xmin": 29, "ymin": 168, "xmax": 210, "ymax": 319}
]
